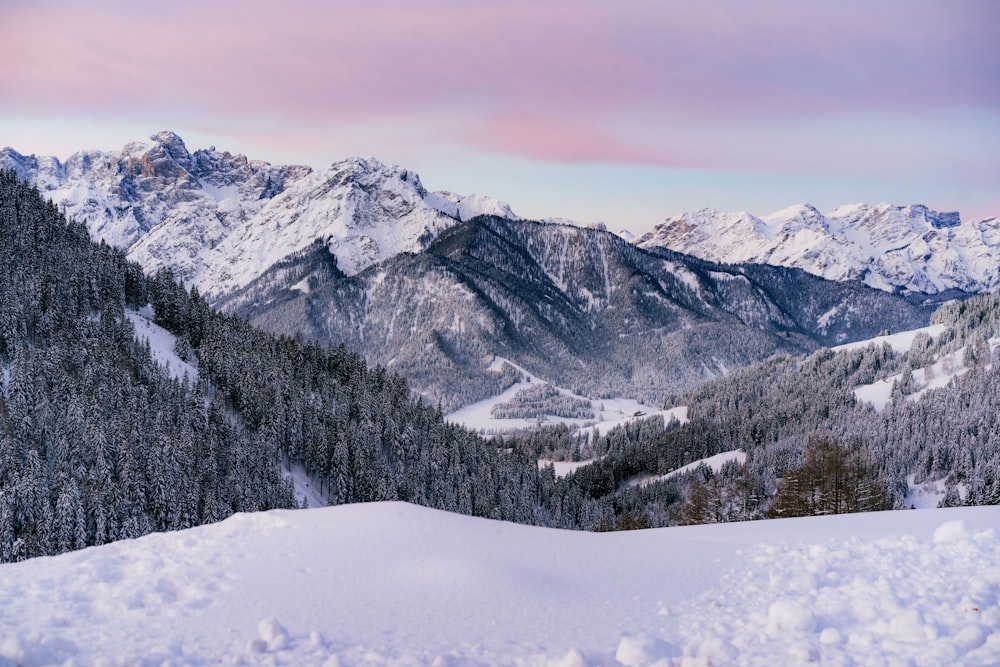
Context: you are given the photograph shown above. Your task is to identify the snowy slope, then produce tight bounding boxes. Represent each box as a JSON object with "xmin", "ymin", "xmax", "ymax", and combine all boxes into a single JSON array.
[
  {"xmin": 0, "ymin": 502, "xmax": 997, "ymax": 666},
  {"xmin": 1, "ymin": 133, "xmax": 518, "ymax": 301},
  {"xmin": 833, "ymin": 321, "xmax": 999, "ymax": 414},
  {"xmin": 638, "ymin": 203, "xmax": 1000, "ymax": 294},
  {"xmin": 125, "ymin": 308, "xmax": 199, "ymax": 382},
  {"xmin": 832, "ymin": 323, "xmax": 948, "ymax": 354}
]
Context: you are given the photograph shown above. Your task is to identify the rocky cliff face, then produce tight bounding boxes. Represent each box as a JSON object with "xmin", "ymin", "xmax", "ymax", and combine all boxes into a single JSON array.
[
  {"xmin": 638, "ymin": 203, "xmax": 1000, "ymax": 295},
  {"xmin": 1, "ymin": 132, "xmax": 515, "ymax": 301}
]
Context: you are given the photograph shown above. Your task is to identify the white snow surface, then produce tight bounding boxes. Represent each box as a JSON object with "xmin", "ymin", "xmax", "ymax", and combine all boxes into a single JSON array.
[
  {"xmin": 1, "ymin": 503, "xmax": 999, "ymax": 666},
  {"xmin": 125, "ymin": 308, "xmax": 199, "ymax": 382},
  {"xmin": 626, "ymin": 450, "xmax": 746, "ymax": 489},
  {"xmin": 662, "ymin": 449, "xmax": 747, "ymax": 479},
  {"xmin": 832, "ymin": 323, "xmax": 948, "ymax": 354},
  {"xmin": 906, "ymin": 474, "xmax": 950, "ymax": 510},
  {"xmin": 537, "ymin": 458, "xmax": 599, "ymax": 477},
  {"xmin": 852, "ymin": 335, "xmax": 998, "ymax": 413}
]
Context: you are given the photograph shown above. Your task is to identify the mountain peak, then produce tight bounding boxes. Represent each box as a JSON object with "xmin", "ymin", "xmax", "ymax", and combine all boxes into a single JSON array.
[
  {"xmin": 762, "ymin": 203, "xmax": 822, "ymax": 221},
  {"xmin": 4, "ymin": 132, "xmax": 525, "ymax": 297},
  {"xmin": 151, "ymin": 130, "xmax": 188, "ymax": 151}
]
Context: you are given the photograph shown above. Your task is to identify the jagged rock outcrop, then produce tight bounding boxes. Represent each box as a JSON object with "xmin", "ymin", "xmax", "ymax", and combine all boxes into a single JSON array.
[{"xmin": 1, "ymin": 132, "xmax": 515, "ymax": 300}]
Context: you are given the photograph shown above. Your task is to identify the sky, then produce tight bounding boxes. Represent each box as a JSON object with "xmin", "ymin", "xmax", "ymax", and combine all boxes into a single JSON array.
[{"xmin": 1, "ymin": 0, "xmax": 998, "ymax": 235}]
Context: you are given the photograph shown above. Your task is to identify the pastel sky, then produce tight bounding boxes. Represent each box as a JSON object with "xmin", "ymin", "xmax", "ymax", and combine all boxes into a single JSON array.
[{"xmin": 1, "ymin": 0, "xmax": 998, "ymax": 233}]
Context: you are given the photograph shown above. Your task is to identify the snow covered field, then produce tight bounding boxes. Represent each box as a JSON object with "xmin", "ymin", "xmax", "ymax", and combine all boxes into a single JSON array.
[
  {"xmin": 625, "ymin": 450, "xmax": 748, "ymax": 488},
  {"xmin": 445, "ymin": 357, "xmax": 681, "ymax": 436},
  {"xmin": 1, "ymin": 503, "xmax": 998, "ymax": 666},
  {"xmin": 831, "ymin": 323, "xmax": 947, "ymax": 355}
]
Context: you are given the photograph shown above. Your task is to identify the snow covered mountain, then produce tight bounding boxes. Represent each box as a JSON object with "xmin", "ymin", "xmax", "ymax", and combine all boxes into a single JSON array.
[
  {"xmin": 0, "ymin": 132, "xmax": 516, "ymax": 300},
  {"xmin": 637, "ymin": 203, "xmax": 1000, "ymax": 295},
  {"xmin": 1, "ymin": 133, "xmax": 946, "ymax": 413},
  {"xmin": 228, "ymin": 215, "xmax": 934, "ymax": 411}
]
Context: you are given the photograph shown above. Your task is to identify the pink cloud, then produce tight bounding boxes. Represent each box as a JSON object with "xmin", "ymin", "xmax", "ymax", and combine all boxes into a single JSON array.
[
  {"xmin": 3, "ymin": 1, "xmax": 996, "ymax": 119},
  {"xmin": 456, "ymin": 116, "xmax": 664, "ymax": 165},
  {"xmin": 1, "ymin": 0, "xmax": 997, "ymax": 182}
]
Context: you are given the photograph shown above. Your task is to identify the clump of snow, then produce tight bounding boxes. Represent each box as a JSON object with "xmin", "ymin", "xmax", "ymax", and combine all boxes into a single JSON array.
[
  {"xmin": 257, "ymin": 616, "xmax": 290, "ymax": 651},
  {"xmin": 934, "ymin": 519, "xmax": 974, "ymax": 543},
  {"xmin": 615, "ymin": 633, "xmax": 679, "ymax": 665},
  {"xmin": 766, "ymin": 599, "xmax": 817, "ymax": 634}
]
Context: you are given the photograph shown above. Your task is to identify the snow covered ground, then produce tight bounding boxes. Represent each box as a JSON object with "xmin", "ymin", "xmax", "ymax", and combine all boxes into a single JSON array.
[
  {"xmin": 905, "ymin": 474, "xmax": 955, "ymax": 510},
  {"xmin": 125, "ymin": 308, "xmax": 199, "ymax": 382},
  {"xmin": 832, "ymin": 323, "xmax": 947, "ymax": 355},
  {"xmin": 624, "ymin": 450, "xmax": 746, "ymax": 488},
  {"xmin": 445, "ymin": 357, "xmax": 680, "ymax": 436},
  {"xmin": 1, "ymin": 503, "xmax": 998, "ymax": 666},
  {"xmin": 537, "ymin": 458, "xmax": 599, "ymax": 477},
  {"xmin": 852, "ymin": 334, "xmax": 999, "ymax": 413}
]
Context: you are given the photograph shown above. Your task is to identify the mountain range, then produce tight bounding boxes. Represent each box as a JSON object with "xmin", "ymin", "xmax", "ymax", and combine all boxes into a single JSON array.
[
  {"xmin": 0, "ymin": 132, "xmax": 969, "ymax": 410},
  {"xmin": 227, "ymin": 214, "xmax": 934, "ymax": 410},
  {"xmin": 637, "ymin": 203, "xmax": 1000, "ymax": 295},
  {"xmin": 0, "ymin": 131, "xmax": 515, "ymax": 301}
]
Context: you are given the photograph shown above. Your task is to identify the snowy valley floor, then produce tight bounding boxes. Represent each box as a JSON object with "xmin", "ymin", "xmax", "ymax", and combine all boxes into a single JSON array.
[{"xmin": 1, "ymin": 504, "xmax": 998, "ymax": 666}]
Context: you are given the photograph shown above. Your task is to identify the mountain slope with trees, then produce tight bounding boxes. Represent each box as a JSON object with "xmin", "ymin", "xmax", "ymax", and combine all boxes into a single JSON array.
[
  {"xmin": 3, "ymin": 170, "xmax": 996, "ymax": 562},
  {"xmin": 227, "ymin": 216, "xmax": 936, "ymax": 411},
  {"xmin": 0, "ymin": 172, "xmax": 555, "ymax": 561},
  {"xmin": 511, "ymin": 291, "xmax": 1000, "ymax": 530}
]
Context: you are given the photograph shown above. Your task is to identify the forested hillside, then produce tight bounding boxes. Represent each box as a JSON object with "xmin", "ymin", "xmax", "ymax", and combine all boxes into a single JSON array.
[
  {"xmin": 0, "ymin": 172, "xmax": 555, "ymax": 561},
  {"xmin": 512, "ymin": 292, "xmax": 1000, "ymax": 530}
]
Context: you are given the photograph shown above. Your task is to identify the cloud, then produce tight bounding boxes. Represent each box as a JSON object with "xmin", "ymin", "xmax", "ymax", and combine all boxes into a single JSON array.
[{"xmin": 1, "ymin": 0, "xmax": 997, "ymax": 186}]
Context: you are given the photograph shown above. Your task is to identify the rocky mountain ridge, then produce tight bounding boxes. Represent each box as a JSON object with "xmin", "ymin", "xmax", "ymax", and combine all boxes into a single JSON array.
[
  {"xmin": 0, "ymin": 132, "xmax": 956, "ymax": 411},
  {"xmin": 1, "ymin": 131, "xmax": 515, "ymax": 301},
  {"xmin": 637, "ymin": 202, "xmax": 1000, "ymax": 295},
  {"xmin": 229, "ymin": 215, "xmax": 935, "ymax": 411}
]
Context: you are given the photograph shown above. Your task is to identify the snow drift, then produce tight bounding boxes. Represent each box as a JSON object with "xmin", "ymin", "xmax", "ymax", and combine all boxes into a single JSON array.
[{"xmin": 1, "ymin": 502, "xmax": 998, "ymax": 666}]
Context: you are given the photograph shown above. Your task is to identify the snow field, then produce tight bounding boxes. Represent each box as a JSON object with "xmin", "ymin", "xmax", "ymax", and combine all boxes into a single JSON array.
[
  {"xmin": 446, "ymin": 356, "xmax": 683, "ymax": 436},
  {"xmin": 666, "ymin": 519, "xmax": 1000, "ymax": 666},
  {"xmin": 831, "ymin": 323, "xmax": 947, "ymax": 355},
  {"xmin": 0, "ymin": 504, "xmax": 998, "ymax": 666},
  {"xmin": 623, "ymin": 449, "xmax": 746, "ymax": 488},
  {"xmin": 853, "ymin": 335, "xmax": 999, "ymax": 413}
]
